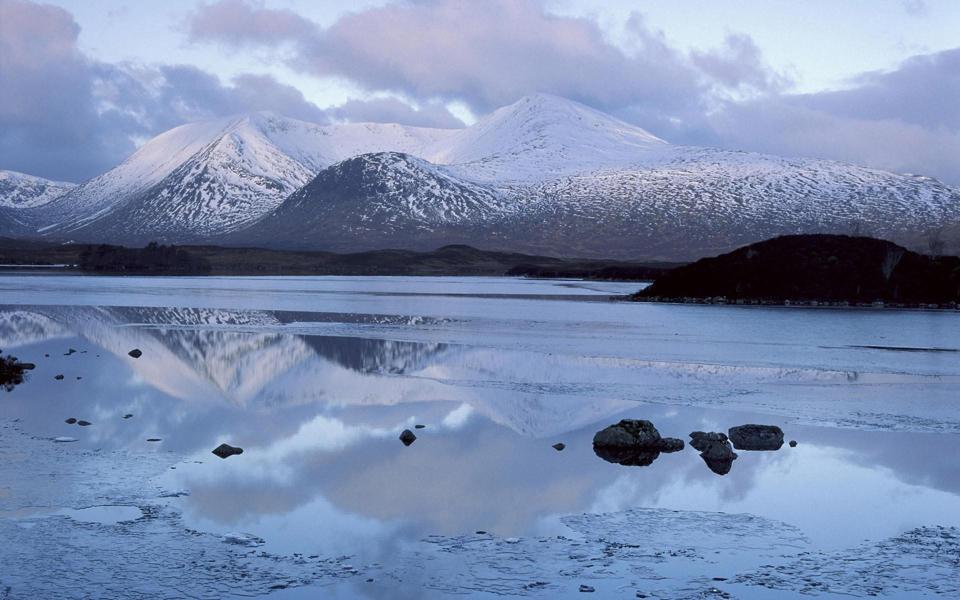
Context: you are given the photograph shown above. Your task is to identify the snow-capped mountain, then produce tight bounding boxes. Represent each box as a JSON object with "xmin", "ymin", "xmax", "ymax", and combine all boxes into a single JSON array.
[
  {"xmin": 21, "ymin": 112, "xmax": 452, "ymax": 242},
  {"xmin": 232, "ymin": 152, "xmax": 513, "ymax": 249},
  {"xmin": 0, "ymin": 171, "xmax": 76, "ymax": 237},
  {"xmin": 0, "ymin": 170, "xmax": 75, "ymax": 208},
  {"xmin": 2, "ymin": 94, "xmax": 958, "ymax": 258}
]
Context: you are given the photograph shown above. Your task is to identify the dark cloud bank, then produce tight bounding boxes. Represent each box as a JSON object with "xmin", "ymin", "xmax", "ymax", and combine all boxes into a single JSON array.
[{"xmin": 1, "ymin": 0, "xmax": 958, "ymax": 185}]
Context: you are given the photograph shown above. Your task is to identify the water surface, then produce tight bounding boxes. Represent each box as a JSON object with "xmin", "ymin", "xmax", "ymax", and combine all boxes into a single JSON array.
[{"xmin": 1, "ymin": 275, "xmax": 958, "ymax": 598}]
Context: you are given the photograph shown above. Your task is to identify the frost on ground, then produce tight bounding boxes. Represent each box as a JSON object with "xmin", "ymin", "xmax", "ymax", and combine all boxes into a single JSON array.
[
  {"xmin": 0, "ymin": 421, "xmax": 364, "ymax": 599},
  {"xmin": 734, "ymin": 526, "xmax": 960, "ymax": 597},
  {"xmin": 397, "ymin": 508, "xmax": 809, "ymax": 597}
]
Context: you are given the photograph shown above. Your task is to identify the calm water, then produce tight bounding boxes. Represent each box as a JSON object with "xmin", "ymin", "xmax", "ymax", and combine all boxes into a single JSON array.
[{"xmin": 1, "ymin": 275, "xmax": 959, "ymax": 598}]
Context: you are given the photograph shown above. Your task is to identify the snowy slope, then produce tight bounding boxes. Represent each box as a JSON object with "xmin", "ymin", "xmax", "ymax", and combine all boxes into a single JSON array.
[
  {"xmin": 428, "ymin": 93, "xmax": 667, "ymax": 183},
  {"xmin": 235, "ymin": 151, "xmax": 512, "ymax": 249},
  {"xmin": 0, "ymin": 170, "xmax": 74, "ymax": 208}
]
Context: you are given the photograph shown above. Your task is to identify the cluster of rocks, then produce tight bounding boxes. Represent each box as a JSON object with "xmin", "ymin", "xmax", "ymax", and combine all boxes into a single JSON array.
[
  {"xmin": 690, "ymin": 431, "xmax": 737, "ymax": 475},
  {"xmin": 592, "ymin": 419, "xmax": 684, "ymax": 466},
  {"xmin": 593, "ymin": 419, "xmax": 795, "ymax": 475}
]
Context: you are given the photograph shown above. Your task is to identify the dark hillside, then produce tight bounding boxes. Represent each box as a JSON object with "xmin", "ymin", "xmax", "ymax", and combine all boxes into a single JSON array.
[{"xmin": 635, "ymin": 235, "xmax": 960, "ymax": 306}]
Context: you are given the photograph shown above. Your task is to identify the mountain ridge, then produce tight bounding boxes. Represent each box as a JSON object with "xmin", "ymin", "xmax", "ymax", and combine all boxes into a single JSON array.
[{"xmin": 2, "ymin": 94, "xmax": 958, "ymax": 259}]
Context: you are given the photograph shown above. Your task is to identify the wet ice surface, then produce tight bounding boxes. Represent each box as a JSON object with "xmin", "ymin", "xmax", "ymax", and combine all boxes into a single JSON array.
[{"xmin": 1, "ymin": 275, "xmax": 959, "ymax": 598}]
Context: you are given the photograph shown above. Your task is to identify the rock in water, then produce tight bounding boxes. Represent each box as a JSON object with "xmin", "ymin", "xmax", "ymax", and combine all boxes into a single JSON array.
[
  {"xmin": 699, "ymin": 438, "xmax": 738, "ymax": 475},
  {"xmin": 399, "ymin": 429, "xmax": 417, "ymax": 446},
  {"xmin": 212, "ymin": 443, "xmax": 243, "ymax": 459},
  {"xmin": 689, "ymin": 431, "xmax": 728, "ymax": 452},
  {"xmin": 594, "ymin": 419, "xmax": 661, "ymax": 448},
  {"xmin": 54, "ymin": 374, "xmax": 64, "ymax": 380},
  {"xmin": 579, "ymin": 584, "xmax": 595, "ymax": 592},
  {"xmin": 76, "ymin": 420, "xmax": 91, "ymax": 427},
  {"xmin": 414, "ymin": 424, "xmax": 426, "ymax": 429},
  {"xmin": 728, "ymin": 424, "xmax": 784, "ymax": 450},
  {"xmin": 552, "ymin": 443, "xmax": 566, "ymax": 451},
  {"xmin": 593, "ymin": 419, "xmax": 684, "ymax": 466},
  {"xmin": 789, "ymin": 440, "xmax": 798, "ymax": 447},
  {"xmin": 128, "ymin": 348, "xmax": 142, "ymax": 358},
  {"xmin": 65, "ymin": 418, "xmax": 77, "ymax": 424}
]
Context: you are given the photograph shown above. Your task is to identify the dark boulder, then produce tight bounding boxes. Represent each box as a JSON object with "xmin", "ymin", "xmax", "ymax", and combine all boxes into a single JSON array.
[
  {"xmin": 593, "ymin": 419, "xmax": 662, "ymax": 448},
  {"xmin": 593, "ymin": 419, "xmax": 684, "ymax": 466},
  {"xmin": 414, "ymin": 424, "xmax": 426, "ymax": 429},
  {"xmin": 128, "ymin": 348, "xmax": 143, "ymax": 359},
  {"xmin": 65, "ymin": 418, "xmax": 77, "ymax": 424},
  {"xmin": 552, "ymin": 443, "xmax": 566, "ymax": 451},
  {"xmin": 77, "ymin": 420, "xmax": 91, "ymax": 426},
  {"xmin": 728, "ymin": 424, "xmax": 784, "ymax": 450},
  {"xmin": 789, "ymin": 440, "xmax": 798, "ymax": 447},
  {"xmin": 399, "ymin": 429, "xmax": 417, "ymax": 446},
  {"xmin": 212, "ymin": 443, "xmax": 243, "ymax": 459},
  {"xmin": 54, "ymin": 374, "xmax": 64, "ymax": 380}
]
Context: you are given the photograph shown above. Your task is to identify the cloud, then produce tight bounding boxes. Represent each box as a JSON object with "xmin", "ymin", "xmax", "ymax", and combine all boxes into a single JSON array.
[
  {"xmin": 694, "ymin": 47, "xmax": 960, "ymax": 183},
  {"xmin": 189, "ymin": 0, "xmax": 710, "ymax": 118},
  {"xmin": 691, "ymin": 33, "xmax": 793, "ymax": 94},
  {"xmin": 329, "ymin": 97, "xmax": 465, "ymax": 129},
  {"xmin": 0, "ymin": 0, "xmax": 330, "ymax": 182},
  {"xmin": 188, "ymin": 0, "xmax": 315, "ymax": 47}
]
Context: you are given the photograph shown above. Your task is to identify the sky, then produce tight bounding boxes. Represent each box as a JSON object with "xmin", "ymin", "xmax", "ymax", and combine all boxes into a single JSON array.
[{"xmin": 1, "ymin": 0, "xmax": 958, "ymax": 184}]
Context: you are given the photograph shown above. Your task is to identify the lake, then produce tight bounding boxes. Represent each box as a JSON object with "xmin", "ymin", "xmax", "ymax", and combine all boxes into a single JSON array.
[{"xmin": 1, "ymin": 275, "xmax": 958, "ymax": 599}]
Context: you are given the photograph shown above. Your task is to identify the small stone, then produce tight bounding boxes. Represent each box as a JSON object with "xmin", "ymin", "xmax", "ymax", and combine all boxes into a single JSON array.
[
  {"xmin": 414, "ymin": 424, "xmax": 426, "ymax": 429},
  {"xmin": 128, "ymin": 348, "xmax": 142, "ymax": 359},
  {"xmin": 64, "ymin": 348, "xmax": 76, "ymax": 356},
  {"xmin": 789, "ymin": 440, "xmax": 798, "ymax": 447},
  {"xmin": 146, "ymin": 438, "xmax": 162, "ymax": 442},
  {"xmin": 76, "ymin": 420, "xmax": 91, "ymax": 426},
  {"xmin": 579, "ymin": 584, "xmax": 595, "ymax": 593},
  {"xmin": 65, "ymin": 418, "xmax": 77, "ymax": 424},
  {"xmin": 54, "ymin": 374, "xmax": 64, "ymax": 380},
  {"xmin": 552, "ymin": 442, "xmax": 566, "ymax": 451},
  {"xmin": 476, "ymin": 530, "xmax": 487, "ymax": 535},
  {"xmin": 76, "ymin": 376, "xmax": 82, "ymax": 380},
  {"xmin": 399, "ymin": 429, "xmax": 417, "ymax": 446},
  {"xmin": 123, "ymin": 414, "xmax": 133, "ymax": 419},
  {"xmin": 212, "ymin": 443, "xmax": 243, "ymax": 458}
]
